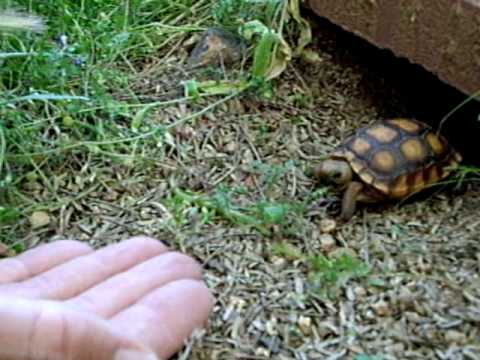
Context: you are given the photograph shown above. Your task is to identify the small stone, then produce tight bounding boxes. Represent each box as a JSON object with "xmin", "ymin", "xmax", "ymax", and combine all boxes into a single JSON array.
[
  {"xmin": 385, "ymin": 342, "xmax": 405, "ymax": 355},
  {"xmin": 320, "ymin": 234, "xmax": 336, "ymax": 252},
  {"xmin": 301, "ymin": 48, "xmax": 324, "ymax": 64},
  {"xmin": 346, "ymin": 287, "xmax": 356, "ymax": 301},
  {"xmin": 372, "ymin": 300, "xmax": 391, "ymax": 316},
  {"xmin": 404, "ymin": 311, "xmax": 422, "ymax": 323},
  {"xmin": 103, "ymin": 190, "xmax": 120, "ymax": 201},
  {"xmin": 252, "ymin": 319, "xmax": 265, "ymax": 331},
  {"xmin": 354, "ymin": 286, "xmax": 367, "ymax": 298},
  {"xmin": 297, "ymin": 315, "xmax": 312, "ymax": 335},
  {"xmin": 445, "ymin": 330, "xmax": 467, "ymax": 344},
  {"xmin": 316, "ymin": 320, "xmax": 338, "ymax": 337},
  {"xmin": 265, "ymin": 318, "xmax": 278, "ymax": 336},
  {"xmin": 29, "ymin": 211, "xmax": 51, "ymax": 229},
  {"xmin": 285, "ymin": 138, "xmax": 299, "ymax": 154},
  {"xmin": 224, "ymin": 141, "xmax": 238, "ymax": 153},
  {"xmin": 231, "ymin": 296, "xmax": 247, "ymax": 312},
  {"xmin": 255, "ymin": 347, "xmax": 270, "ymax": 357},
  {"xmin": 294, "ymin": 277, "xmax": 304, "ymax": 295},
  {"xmin": 416, "ymin": 256, "xmax": 432, "ymax": 272},
  {"xmin": 222, "ymin": 305, "xmax": 235, "ymax": 322},
  {"xmin": 259, "ymin": 336, "xmax": 281, "ymax": 354},
  {"xmin": 396, "ymin": 287, "xmax": 415, "ymax": 309},
  {"xmin": 0, "ymin": 243, "xmax": 14, "ymax": 257},
  {"xmin": 175, "ymin": 125, "xmax": 196, "ymax": 140},
  {"xmin": 330, "ymin": 247, "xmax": 357, "ymax": 259},
  {"xmin": 271, "ymin": 256, "xmax": 287, "ymax": 268},
  {"xmin": 228, "ymin": 99, "xmax": 245, "ymax": 114},
  {"xmin": 319, "ymin": 218, "xmax": 336, "ymax": 233},
  {"xmin": 364, "ymin": 309, "xmax": 376, "ymax": 320}
]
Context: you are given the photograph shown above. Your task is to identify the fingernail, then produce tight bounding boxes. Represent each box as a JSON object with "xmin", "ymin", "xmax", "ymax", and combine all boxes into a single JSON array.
[{"xmin": 115, "ymin": 349, "xmax": 158, "ymax": 360}]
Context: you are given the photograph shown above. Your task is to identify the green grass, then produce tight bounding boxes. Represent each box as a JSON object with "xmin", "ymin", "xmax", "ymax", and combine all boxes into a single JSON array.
[
  {"xmin": 0, "ymin": 0, "xmax": 313, "ymax": 244},
  {"xmin": 309, "ymin": 254, "xmax": 371, "ymax": 298},
  {"xmin": 214, "ymin": 0, "xmax": 283, "ymax": 30},
  {"xmin": 0, "ymin": 0, "xmax": 213, "ymax": 234},
  {"xmin": 272, "ymin": 241, "xmax": 371, "ymax": 298},
  {"xmin": 452, "ymin": 165, "xmax": 480, "ymax": 188},
  {"xmin": 165, "ymin": 183, "xmax": 305, "ymax": 235}
]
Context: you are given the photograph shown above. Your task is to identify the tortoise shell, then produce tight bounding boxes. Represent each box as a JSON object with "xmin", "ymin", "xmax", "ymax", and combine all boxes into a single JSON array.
[{"xmin": 331, "ymin": 118, "xmax": 462, "ymax": 199}]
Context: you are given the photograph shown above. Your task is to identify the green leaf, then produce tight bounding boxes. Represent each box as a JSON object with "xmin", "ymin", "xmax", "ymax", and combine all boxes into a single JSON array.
[
  {"xmin": 288, "ymin": 0, "xmax": 312, "ymax": 56},
  {"xmin": 309, "ymin": 254, "xmax": 370, "ymax": 298},
  {"xmin": 240, "ymin": 20, "xmax": 270, "ymax": 41},
  {"xmin": 272, "ymin": 241, "xmax": 304, "ymax": 260},
  {"xmin": 12, "ymin": 243, "xmax": 26, "ymax": 254},
  {"xmin": 252, "ymin": 30, "xmax": 278, "ymax": 78},
  {"xmin": 183, "ymin": 79, "xmax": 200, "ymax": 100},
  {"xmin": 258, "ymin": 202, "xmax": 289, "ymax": 224},
  {"xmin": 0, "ymin": 207, "xmax": 21, "ymax": 224},
  {"xmin": 131, "ymin": 103, "xmax": 156, "ymax": 131},
  {"xmin": 240, "ymin": 20, "xmax": 292, "ymax": 80}
]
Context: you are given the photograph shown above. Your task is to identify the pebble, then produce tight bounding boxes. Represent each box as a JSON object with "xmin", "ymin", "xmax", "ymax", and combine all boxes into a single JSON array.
[
  {"xmin": 445, "ymin": 330, "xmax": 467, "ymax": 344},
  {"xmin": 354, "ymin": 286, "xmax": 367, "ymax": 298},
  {"xmin": 330, "ymin": 247, "xmax": 357, "ymax": 259},
  {"xmin": 319, "ymin": 218, "xmax": 336, "ymax": 233},
  {"xmin": 320, "ymin": 234, "xmax": 336, "ymax": 252},
  {"xmin": 404, "ymin": 311, "xmax": 422, "ymax": 323},
  {"xmin": 255, "ymin": 347, "xmax": 270, "ymax": 357},
  {"xmin": 259, "ymin": 336, "xmax": 281, "ymax": 354},
  {"xmin": 372, "ymin": 300, "xmax": 392, "ymax": 317},
  {"xmin": 266, "ymin": 318, "xmax": 278, "ymax": 336},
  {"xmin": 29, "ymin": 211, "xmax": 51, "ymax": 229},
  {"xmin": 224, "ymin": 141, "xmax": 238, "ymax": 153},
  {"xmin": 0, "ymin": 243, "xmax": 12, "ymax": 257},
  {"xmin": 385, "ymin": 342, "xmax": 405, "ymax": 355},
  {"xmin": 297, "ymin": 315, "xmax": 312, "ymax": 335}
]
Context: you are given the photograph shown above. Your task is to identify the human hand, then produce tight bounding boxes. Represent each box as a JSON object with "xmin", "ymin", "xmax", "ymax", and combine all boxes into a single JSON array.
[{"xmin": 0, "ymin": 236, "xmax": 213, "ymax": 360}]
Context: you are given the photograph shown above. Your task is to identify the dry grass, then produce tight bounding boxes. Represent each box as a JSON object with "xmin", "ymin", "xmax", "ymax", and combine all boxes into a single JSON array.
[{"xmin": 3, "ymin": 10, "xmax": 480, "ymax": 360}]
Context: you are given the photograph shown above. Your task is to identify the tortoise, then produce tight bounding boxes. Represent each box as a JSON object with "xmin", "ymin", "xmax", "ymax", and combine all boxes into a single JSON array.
[
  {"xmin": 188, "ymin": 27, "xmax": 246, "ymax": 68},
  {"xmin": 314, "ymin": 118, "xmax": 462, "ymax": 220}
]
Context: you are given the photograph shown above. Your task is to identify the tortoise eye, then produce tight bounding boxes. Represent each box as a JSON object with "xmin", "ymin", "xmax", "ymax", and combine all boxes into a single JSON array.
[{"xmin": 331, "ymin": 172, "xmax": 342, "ymax": 179}]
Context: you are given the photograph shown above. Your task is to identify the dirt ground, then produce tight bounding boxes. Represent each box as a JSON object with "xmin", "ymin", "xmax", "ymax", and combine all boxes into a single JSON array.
[{"xmin": 14, "ymin": 14, "xmax": 480, "ymax": 360}]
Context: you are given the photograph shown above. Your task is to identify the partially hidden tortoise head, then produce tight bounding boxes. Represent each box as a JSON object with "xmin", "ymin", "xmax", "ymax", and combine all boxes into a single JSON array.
[{"xmin": 313, "ymin": 158, "xmax": 353, "ymax": 187}]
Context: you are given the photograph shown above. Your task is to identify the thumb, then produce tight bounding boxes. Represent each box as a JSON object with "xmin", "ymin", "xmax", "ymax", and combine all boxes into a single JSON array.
[{"xmin": 0, "ymin": 298, "xmax": 157, "ymax": 360}]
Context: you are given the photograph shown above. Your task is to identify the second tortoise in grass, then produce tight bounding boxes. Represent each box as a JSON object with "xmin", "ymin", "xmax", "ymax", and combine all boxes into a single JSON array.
[
  {"xmin": 314, "ymin": 118, "xmax": 462, "ymax": 220},
  {"xmin": 188, "ymin": 27, "xmax": 246, "ymax": 68}
]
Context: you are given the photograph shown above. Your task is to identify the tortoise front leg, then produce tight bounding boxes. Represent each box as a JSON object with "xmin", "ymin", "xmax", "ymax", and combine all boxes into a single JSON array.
[{"xmin": 341, "ymin": 181, "xmax": 364, "ymax": 221}]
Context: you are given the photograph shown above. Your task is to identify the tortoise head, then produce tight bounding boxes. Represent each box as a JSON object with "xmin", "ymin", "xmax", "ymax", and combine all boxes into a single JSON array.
[{"xmin": 313, "ymin": 159, "xmax": 353, "ymax": 187}]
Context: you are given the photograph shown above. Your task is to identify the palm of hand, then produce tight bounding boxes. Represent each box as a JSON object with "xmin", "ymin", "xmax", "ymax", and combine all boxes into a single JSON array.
[{"xmin": 0, "ymin": 237, "xmax": 213, "ymax": 360}]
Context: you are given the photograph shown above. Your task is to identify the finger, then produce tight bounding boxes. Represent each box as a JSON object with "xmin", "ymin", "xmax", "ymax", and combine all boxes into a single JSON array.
[
  {"xmin": 111, "ymin": 279, "xmax": 214, "ymax": 359},
  {"xmin": 0, "ymin": 236, "xmax": 168, "ymax": 300},
  {"xmin": 0, "ymin": 240, "xmax": 93, "ymax": 284},
  {"xmin": 65, "ymin": 251, "xmax": 203, "ymax": 318},
  {"xmin": 0, "ymin": 298, "xmax": 157, "ymax": 360}
]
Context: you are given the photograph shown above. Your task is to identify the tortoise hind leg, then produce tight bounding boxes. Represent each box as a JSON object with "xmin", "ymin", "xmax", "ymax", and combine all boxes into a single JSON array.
[{"xmin": 341, "ymin": 181, "xmax": 364, "ymax": 221}]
